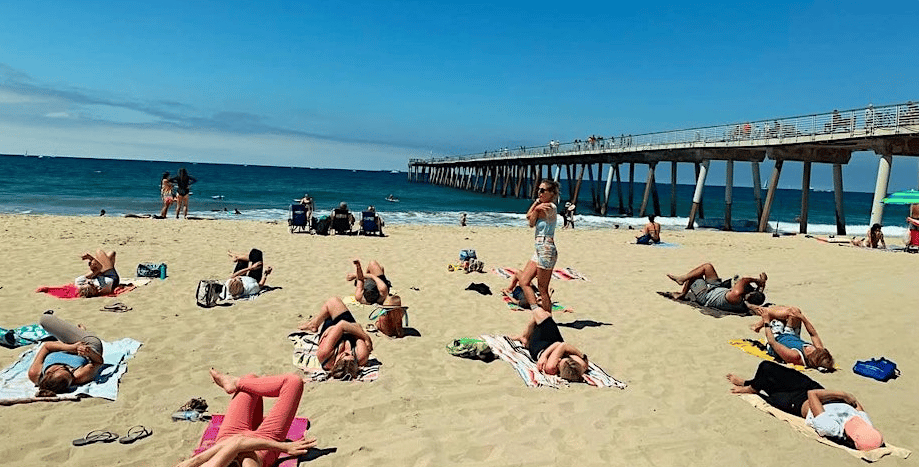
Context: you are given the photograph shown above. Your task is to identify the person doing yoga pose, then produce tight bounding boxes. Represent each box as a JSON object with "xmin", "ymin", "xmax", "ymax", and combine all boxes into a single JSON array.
[
  {"xmin": 727, "ymin": 361, "xmax": 883, "ymax": 451},
  {"xmin": 666, "ymin": 262, "xmax": 766, "ymax": 312},
  {"xmin": 75, "ymin": 249, "xmax": 119, "ymax": 298},
  {"xmin": 27, "ymin": 311, "xmax": 104, "ymax": 396},
  {"xmin": 223, "ymin": 249, "xmax": 272, "ymax": 299},
  {"xmin": 348, "ymin": 258, "xmax": 391, "ymax": 305},
  {"xmin": 174, "ymin": 369, "xmax": 316, "ymax": 467},
  {"xmin": 509, "ymin": 308, "xmax": 587, "ymax": 382},
  {"xmin": 298, "ymin": 296, "xmax": 374, "ymax": 380},
  {"xmin": 748, "ymin": 304, "xmax": 835, "ymax": 371}
]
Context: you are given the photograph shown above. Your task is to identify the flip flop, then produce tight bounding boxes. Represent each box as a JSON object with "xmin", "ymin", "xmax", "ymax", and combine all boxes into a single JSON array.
[
  {"xmin": 101, "ymin": 302, "xmax": 131, "ymax": 313},
  {"xmin": 72, "ymin": 430, "xmax": 119, "ymax": 446},
  {"xmin": 119, "ymin": 425, "xmax": 152, "ymax": 444},
  {"xmin": 365, "ymin": 323, "xmax": 379, "ymax": 333}
]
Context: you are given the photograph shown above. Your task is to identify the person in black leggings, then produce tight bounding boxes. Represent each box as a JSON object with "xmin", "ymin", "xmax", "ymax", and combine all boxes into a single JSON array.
[{"xmin": 509, "ymin": 308, "xmax": 587, "ymax": 382}]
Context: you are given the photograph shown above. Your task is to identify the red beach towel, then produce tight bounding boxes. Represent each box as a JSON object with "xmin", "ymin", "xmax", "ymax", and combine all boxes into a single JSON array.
[
  {"xmin": 36, "ymin": 283, "xmax": 137, "ymax": 299},
  {"xmin": 193, "ymin": 414, "xmax": 311, "ymax": 466}
]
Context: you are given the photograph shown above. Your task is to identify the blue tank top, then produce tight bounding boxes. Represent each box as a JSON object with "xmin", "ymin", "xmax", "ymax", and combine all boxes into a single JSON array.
[
  {"xmin": 534, "ymin": 204, "xmax": 557, "ymax": 238},
  {"xmin": 42, "ymin": 352, "xmax": 88, "ymax": 374}
]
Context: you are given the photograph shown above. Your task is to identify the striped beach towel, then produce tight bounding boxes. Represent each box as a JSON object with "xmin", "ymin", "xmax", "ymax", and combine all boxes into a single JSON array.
[
  {"xmin": 288, "ymin": 332, "xmax": 379, "ymax": 382},
  {"xmin": 501, "ymin": 294, "xmax": 570, "ymax": 313},
  {"xmin": 736, "ymin": 394, "xmax": 910, "ymax": 462},
  {"xmin": 493, "ymin": 267, "xmax": 589, "ymax": 281},
  {"xmin": 193, "ymin": 414, "xmax": 311, "ymax": 467},
  {"xmin": 479, "ymin": 334, "xmax": 626, "ymax": 389}
]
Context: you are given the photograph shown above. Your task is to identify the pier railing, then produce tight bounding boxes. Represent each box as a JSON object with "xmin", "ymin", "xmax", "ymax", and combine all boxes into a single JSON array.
[{"xmin": 409, "ymin": 102, "xmax": 919, "ymax": 165}]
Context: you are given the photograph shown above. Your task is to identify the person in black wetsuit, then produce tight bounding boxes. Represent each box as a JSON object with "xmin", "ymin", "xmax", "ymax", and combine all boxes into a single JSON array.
[
  {"xmin": 169, "ymin": 167, "xmax": 197, "ymax": 219},
  {"xmin": 509, "ymin": 308, "xmax": 587, "ymax": 382},
  {"xmin": 297, "ymin": 296, "xmax": 373, "ymax": 380}
]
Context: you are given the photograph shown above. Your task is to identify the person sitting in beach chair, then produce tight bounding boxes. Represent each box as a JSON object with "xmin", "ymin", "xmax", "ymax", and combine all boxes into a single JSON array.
[
  {"xmin": 636, "ymin": 215, "xmax": 662, "ymax": 244},
  {"xmin": 27, "ymin": 311, "xmax": 104, "ymax": 396},
  {"xmin": 727, "ymin": 361, "xmax": 883, "ymax": 451},
  {"xmin": 665, "ymin": 262, "xmax": 767, "ymax": 313},
  {"xmin": 508, "ymin": 307, "xmax": 587, "ymax": 382},
  {"xmin": 747, "ymin": 303, "xmax": 835, "ymax": 371},
  {"xmin": 297, "ymin": 296, "xmax": 374, "ymax": 380},
  {"xmin": 223, "ymin": 249, "xmax": 273, "ymax": 299},
  {"xmin": 348, "ymin": 258, "xmax": 392, "ymax": 305},
  {"xmin": 75, "ymin": 249, "xmax": 119, "ymax": 298},
  {"xmin": 358, "ymin": 206, "xmax": 384, "ymax": 236},
  {"xmin": 176, "ymin": 369, "xmax": 316, "ymax": 467},
  {"xmin": 331, "ymin": 202, "xmax": 355, "ymax": 235},
  {"xmin": 850, "ymin": 223, "xmax": 886, "ymax": 249},
  {"xmin": 288, "ymin": 204, "xmax": 311, "ymax": 234}
]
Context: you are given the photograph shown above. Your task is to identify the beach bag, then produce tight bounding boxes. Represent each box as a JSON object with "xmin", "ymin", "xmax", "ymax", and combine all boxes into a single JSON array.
[
  {"xmin": 315, "ymin": 215, "xmax": 331, "ymax": 236},
  {"xmin": 446, "ymin": 338, "xmax": 494, "ymax": 361},
  {"xmin": 459, "ymin": 249, "xmax": 477, "ymax": 261},
  {"xmin": 853, "ymin": 357, "xmax": 899, "ymax": 382},
  {"xmin": 196, "ymin": 280, "xmax": 223, "ymax": 308},
  {"xmin": 137, "ymin": 262, "xmax": 167, "ymax": 278}
]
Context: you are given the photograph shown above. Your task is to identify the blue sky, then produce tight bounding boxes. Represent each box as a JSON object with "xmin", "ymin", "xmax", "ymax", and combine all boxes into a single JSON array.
[{"xmin": 1, "ymin": 0, "xmax": 917, "ymax": 191}]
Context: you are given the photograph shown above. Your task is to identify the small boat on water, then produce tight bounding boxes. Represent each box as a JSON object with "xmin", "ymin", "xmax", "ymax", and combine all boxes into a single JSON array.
[{"xmin": 212, "ymin": 195, "xmax": 224, "ymax": 200}]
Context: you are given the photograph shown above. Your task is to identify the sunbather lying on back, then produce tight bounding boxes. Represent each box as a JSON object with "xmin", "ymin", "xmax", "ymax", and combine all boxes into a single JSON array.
[
  {"xmin": 666, "ymin": 262, "xmax": 766, "ymax": 313},
  {"xmin": 75, "ymin": 249, "xmax": 119, "ymax": 297},
  {"xmin": 27, "ymin": 311, "xmax": 104, "ymax": 396},
  {"xmin": 298, "ymin": 296, "xmax": 374, "ymax": 380},
  {"xmin": 347, "ymin": 258, "xmax": 391, "ymax": 305},
  {"xmin": 748, "ymin": 303, "xmax": 835, "ymax": 371},
  {"xmin": 223, "ymin": 248, "xmax": 273, "ymax": 299},
  {"xmin": 727, "ymin": 361, "xmax": 883, "ymax": 451},
  {"xmin": 508, "ymin": 308, "xmax": 587, "ymax": 382},
  {"xmin": 501, "ymin": 273, "xmax": 571, "ymax": 312}
]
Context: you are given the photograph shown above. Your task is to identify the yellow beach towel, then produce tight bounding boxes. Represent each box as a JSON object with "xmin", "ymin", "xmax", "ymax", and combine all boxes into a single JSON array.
[{"xmin": 729, "ymin": 338, "xmax": 806, "ymax": 371}]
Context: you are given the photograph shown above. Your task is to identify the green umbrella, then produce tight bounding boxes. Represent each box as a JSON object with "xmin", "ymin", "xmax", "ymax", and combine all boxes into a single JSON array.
[{"xmin": 881, "ymin": 189, "xmax": 919, "ymax": 205}]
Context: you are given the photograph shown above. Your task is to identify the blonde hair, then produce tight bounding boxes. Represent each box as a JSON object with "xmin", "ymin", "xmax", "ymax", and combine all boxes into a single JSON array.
[
  {"xmin": 228, "ymin": 278, "xmax": 244, "ymax": 297},
  {"xmin": 329, "ymin": 358, "xmax": 359, "ymax": 380}
]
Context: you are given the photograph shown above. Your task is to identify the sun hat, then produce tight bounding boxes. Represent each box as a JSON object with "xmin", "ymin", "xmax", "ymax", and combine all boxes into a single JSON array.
[{"xmin": 844, "ymin": 415, "xmax": 883, "ymax": 451}]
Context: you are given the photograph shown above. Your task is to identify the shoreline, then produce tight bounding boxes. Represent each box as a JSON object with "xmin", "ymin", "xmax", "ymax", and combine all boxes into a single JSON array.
[{"xmin": 0, "ymin": 214, "xmax": 915, "ymax": 466}]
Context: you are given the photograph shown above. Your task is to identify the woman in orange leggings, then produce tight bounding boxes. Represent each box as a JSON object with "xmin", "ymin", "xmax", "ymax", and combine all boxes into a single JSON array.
[{"xmin": 176, "ymin": 369, "xmax": 316, "ymax": 467}]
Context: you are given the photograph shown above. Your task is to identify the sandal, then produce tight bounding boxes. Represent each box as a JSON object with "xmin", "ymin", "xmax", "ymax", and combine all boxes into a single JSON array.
[
  {"xmin": 118, "ymin": 425, "xmax": 153, "ymax": 444},
  {"xmin": 72, "ymin": 430, "xmax": 119, "ymax": 446},
  {"xmin": 101, "ymin": 302, "xmax": 131, "ymax": 313},
  {"xmin": 178, "ymin": 397, "xmax": 208, "ymax": 413}
]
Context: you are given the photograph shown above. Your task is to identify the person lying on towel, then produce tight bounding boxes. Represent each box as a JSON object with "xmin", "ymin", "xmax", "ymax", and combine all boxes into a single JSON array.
[
  {"xmin": 75, "ymin": 249, "xmax": 119, "ymax": 298},
  {"xmin": 27, "ymin": 311, "xmax": 104, "ymax": 396},
  {"xmin": 175, "ymin": 369, "xmax": 316, "ymax": 467},
  {"xmin": 748, "ymin": 304, "xmax": 835, "ymax": 371},
  {"xmin": 666, "ymin": 262, "xmax": 766, "ymax": 313},
  {"xmin": 727, "ymin": 361, "xmax": 883, "ymax": 451},
  {"xmin": 347, "ymin": 258, "xmax": 391, "ymax": 305},
  {"xmin": 508, "ymin": 308, "xmax": 587, "ymax": 382},
  {"xmin": 501, "ymin": 274, "xmax": 572, "ymax": 313},
  {"xmin": 298, "ymin": 296, "xmax": 374, "ymax": 380},
  {"xmin": 223, "ymin": 248, "xmax": 273, "ymax": 299}
]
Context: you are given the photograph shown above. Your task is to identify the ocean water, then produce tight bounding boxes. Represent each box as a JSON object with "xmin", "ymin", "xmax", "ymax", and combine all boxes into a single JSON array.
[{"xmin": 0, "ymin": 154, "xmax": 913, "ymax": 237}]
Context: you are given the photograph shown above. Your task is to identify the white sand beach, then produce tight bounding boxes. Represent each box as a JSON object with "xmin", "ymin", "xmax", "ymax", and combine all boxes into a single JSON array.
[{"xmin": 0, "ymin": 214, "xmax": 915, "ymax": 466}]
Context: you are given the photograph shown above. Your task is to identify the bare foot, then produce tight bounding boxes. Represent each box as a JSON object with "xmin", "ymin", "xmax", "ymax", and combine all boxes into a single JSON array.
[
  {"xmin": 209, "ymin": 368, "xmax": 239, "ymax": 394},
  {"xmin": 725, "ymin": 373, "xmax": 746, "ymax": 386},
  {"xmin": 730, "ymin": 385, "xmax": 757, "ymax": 394},
  {"xmin": 298, "ymin": 317, "xmax": 319, "ymax": 332},
  {"xmin": 666, "ymin": 274, "xmax": 684, "ymax": 285}
]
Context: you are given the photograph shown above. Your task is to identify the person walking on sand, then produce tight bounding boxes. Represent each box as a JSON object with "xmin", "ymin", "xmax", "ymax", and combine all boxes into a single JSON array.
[
  {"xmin": 636, "ymin": 215, "xmax": 661, "ymax": 244},
  {"xmin": 516, "ymin": 179, "xmax": 560, "ymax": 313},
  {"xmin": 159, "ymin": 172, "xmax": 175, "ymax": 218},
  {"xmin": 175, "ymin": 369, "xmax": 317, "ymax": 467},
  {"xmin": 169, "ymin": 167, "xmax": 197, "ymax": 219}
]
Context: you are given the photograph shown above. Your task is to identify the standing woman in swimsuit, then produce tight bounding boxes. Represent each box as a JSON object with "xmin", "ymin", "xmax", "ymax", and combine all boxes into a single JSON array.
[
  {"xmin": 159, "ymin": 172, "xmax": 175, "ymax": 218},
  {"xmin": 169, "ymin": 167, "xmax": 197, "ymax": 219},
  {"xmin": 516, "ymin": 179, "xmax": 560, "ymax": 313},
  {"xmin": 297, "ymin": 296, "xmax": 373, "ymax": 380}
]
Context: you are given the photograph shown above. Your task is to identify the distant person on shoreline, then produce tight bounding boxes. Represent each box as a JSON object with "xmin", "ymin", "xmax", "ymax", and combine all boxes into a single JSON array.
[
  {"xmin": 159, "ymin": 171, "xmax": 175, "ymax": 218},
  {"xmin": 295, "ymin": 193, "xmax": 315, "ymax": 217},
  {"xmin": 516, "ymin": 179, "xmax": 560, "ymax": 314},
  {"xmin": 665, "ymin": 262, "xmax": 766, "ymax": 313},
  {"xmin": 563, "ymin": 201, "xmax": 576, "ymax": 229},
  {"xmin": 75, "ymin": 249, "xmax": 119, "ymax": 298},
  {"xmin": 907, "ymin": 204, "xmax": 919, "ymax": 248},
  {"xmin": 169, "ymin": 168, "xmax": 197, "ymax": 219},
  {"xmin": 850, "ymin": 223, "xmax": 885, "ymax": 249},
  {"xmin": 636, "ymin": 215, "xmax": 661, "ymax": 244},
  {"xmin": 460, "ymin": 213, "xmax": 467, "ymax": 227}
]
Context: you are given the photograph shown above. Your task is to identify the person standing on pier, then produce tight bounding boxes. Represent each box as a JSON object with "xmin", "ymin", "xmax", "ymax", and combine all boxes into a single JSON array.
[{"xmin": 516, "ymin": 179, "xmax": 560, "ymax": 314}]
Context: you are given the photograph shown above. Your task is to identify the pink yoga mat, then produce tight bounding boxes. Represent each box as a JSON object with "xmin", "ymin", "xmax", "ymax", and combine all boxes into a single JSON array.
[{"xmin": 193, "ymin": 414, "xmax": 311, "ymax": 466}]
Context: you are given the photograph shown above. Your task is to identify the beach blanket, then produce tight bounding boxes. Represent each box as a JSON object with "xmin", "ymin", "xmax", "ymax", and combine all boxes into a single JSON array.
[
  {"xmin": 1, "ymin": 323, "xmax": 53, "ymax": 349},
  {"xmin": 650, "ymin": 242, "xmax": 680, "ymax": 248},
  {"xmin": 492, "ymin": 267, "xmax": 589, "ymax": 281},
  {"xmin": 288, "ymin": 332, "xmax": 380, "ymax": 382},
  {"xmin": 736, "ymin": 393, "xmax": 910, "ymax": 462},
  {"xmin": 193, "ymin": 414, "xmax": 311, "ymax": 466},
  {"xmin": 729, "ymin": 338, "xmax": 839, "ymax": 371},
  {"xmin": 657, "ymin": 291, "xmax": 752, "ymax": 318},
  {"xmin": 36, "ymin": 278, "xmax": 152, "ymax": 299},
  {"xmin": 0, "ymin": 338, "xmax": 142, "ymax": 404},
  {"xmin": 479, "ymin": 334, "xmax": 626, "ymax": 389},
  {"xmin": 501, "ymin": 294, "xmax": 570, "ymax": 313}
]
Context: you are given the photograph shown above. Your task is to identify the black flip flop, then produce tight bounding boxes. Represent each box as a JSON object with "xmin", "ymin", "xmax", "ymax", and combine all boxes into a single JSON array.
[
  {"xmin": 118, "ymin": 425, "xmax": 152, "ymax": 444},
  {"xmin": 72, "ymin": 430, "xmax": 119, "ymax": 446}
]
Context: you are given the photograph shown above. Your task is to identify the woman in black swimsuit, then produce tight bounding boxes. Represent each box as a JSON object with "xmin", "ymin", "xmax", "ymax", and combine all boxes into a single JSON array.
[
  {"xmin": 510, "ymin": 308, "xmax": 587, "ymax": 382},
  {"xmin": 298, "ymin": 296, "xmax": 373, "ymax": 380},
  {"xmin": 169, "ymin": 167, "xmax": 197, "ymax": 219}
]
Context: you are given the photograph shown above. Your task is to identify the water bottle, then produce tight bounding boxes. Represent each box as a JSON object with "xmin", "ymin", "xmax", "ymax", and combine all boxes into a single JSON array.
[{"xmin": 159, "ymin": 263, "xmax": 167, "ymax": 279}]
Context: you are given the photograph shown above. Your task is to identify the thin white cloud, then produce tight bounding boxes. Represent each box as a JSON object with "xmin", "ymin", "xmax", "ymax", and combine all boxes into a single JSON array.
[{"xmin": 44, "ymin": 111, "xmax": 71, "ymax": 118}]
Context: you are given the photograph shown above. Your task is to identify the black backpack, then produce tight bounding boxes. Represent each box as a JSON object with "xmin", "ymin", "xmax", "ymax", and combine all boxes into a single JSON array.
[{"xmin": 315, "ymin": 215, "xmax": 332, "ymax": 235}]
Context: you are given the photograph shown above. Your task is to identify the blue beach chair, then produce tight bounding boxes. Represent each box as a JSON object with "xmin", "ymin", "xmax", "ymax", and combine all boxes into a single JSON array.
[{"xmin": 289, "ymin": 204, "xmax": 310, "ymax": 233}]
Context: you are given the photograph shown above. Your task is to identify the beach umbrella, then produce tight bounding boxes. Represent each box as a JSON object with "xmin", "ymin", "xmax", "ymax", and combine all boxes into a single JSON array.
[{"xmin": 881, "ymin": 189, "xmax": 919, "ymax": 205}]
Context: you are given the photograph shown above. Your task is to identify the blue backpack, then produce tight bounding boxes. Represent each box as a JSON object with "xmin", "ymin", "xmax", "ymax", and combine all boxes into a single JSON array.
[{"xmin": 853, "ymin": 357, "xmax": 899, "ymax": 382}]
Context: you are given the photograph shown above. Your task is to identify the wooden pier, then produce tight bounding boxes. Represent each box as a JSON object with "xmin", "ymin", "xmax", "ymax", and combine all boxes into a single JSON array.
[{"xmin": 408, "ymin": 103, "xmax": 919, "ymax": 233}]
